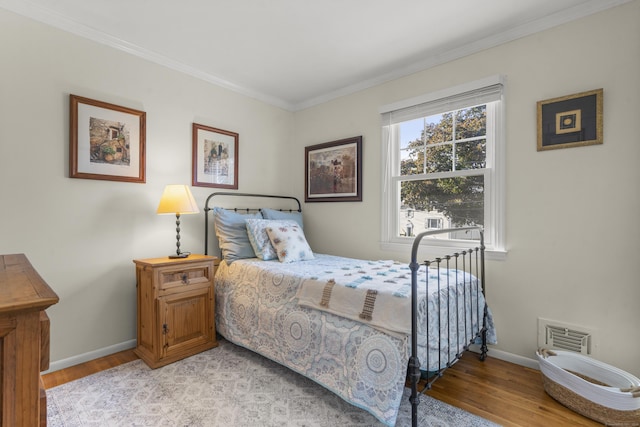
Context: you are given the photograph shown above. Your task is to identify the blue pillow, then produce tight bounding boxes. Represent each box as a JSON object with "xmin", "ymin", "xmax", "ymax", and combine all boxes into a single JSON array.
[
  {"xmin": 261, "ymin": 208, "xmax": 304, "ymax": 229},
  {"xmin": 212, "ymin": 207, "xmax": 261, "ymax": 263}
]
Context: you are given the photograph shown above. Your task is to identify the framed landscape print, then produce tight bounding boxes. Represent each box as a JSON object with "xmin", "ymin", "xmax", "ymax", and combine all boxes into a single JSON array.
[
  {"xmin": 70, "ymin": 95, "xmax": 146, "ymax": 183},
  {"xmin": 537, "ymin": 89, "xmax": 603, "ymax": 151},
  {"xmin": 192, "ymin": 123, "xmax": 239, "ymax": 189},
  {"xmin": 305, "ymin": 136, "xmax": 362, "ymax": 202}
]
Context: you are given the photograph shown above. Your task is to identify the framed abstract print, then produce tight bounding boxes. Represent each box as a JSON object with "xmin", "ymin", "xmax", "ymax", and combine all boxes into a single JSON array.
[{"xmin": 537, "ymin": 89, "xmax": 603, "ymax": 151}]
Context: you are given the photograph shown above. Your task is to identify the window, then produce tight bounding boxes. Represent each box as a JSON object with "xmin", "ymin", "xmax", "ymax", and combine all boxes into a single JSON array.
[
  {"xmin": 380, "ymin": 76, "xmax": 505, "ymax": 255},
  {"xmin": 425, "ymin": 218, "xmax": 442, "ymax": 230}
]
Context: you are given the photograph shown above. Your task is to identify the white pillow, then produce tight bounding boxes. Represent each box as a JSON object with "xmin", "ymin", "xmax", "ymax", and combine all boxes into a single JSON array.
[
  {"xmin": 245, "ymin": 218, "xmax": 298, "ymax": 260},
  {"xmin": 265, "ymin": 224, "xmax": 314, "ymax": 263}
]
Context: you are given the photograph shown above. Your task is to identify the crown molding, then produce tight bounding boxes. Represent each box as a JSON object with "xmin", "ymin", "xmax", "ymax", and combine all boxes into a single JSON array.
[
  {"xmin": 293, "ymin": 0, "xmax": 633, "ymax": 111},
  {"xmin": 1, "ymin": 0, "xmax": 632, "ymax": 112},
  {"xmin": 0, "ymin": 0, "xmax": 295, "ymax": 110}
]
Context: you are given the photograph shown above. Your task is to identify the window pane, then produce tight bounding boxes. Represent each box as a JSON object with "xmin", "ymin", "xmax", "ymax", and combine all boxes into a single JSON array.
[
  {"xmin": 455, "ymin": 139, "xmax": 486, "ymax": 170},
  {"xmin": 455, "ymin": 106, "xmax": 486, "ymax": 140},
  {"xmin": 399, "ymin": 176, "xmax": 484, "ymax": 239},
  {"xmin": 399, "ymin": 118, "xmax": 424, "ymax": 150},
  {"xmin": 427, "ymin": 113, "xmax": 452, "ymax": 144},
  {"xmin": 399, "ymin": 118, "xmax": 425, "ymax": 176},
  {"xmin": 425, "ymin": 144, "xmax": 452, "ymax": 173},
  {"xmin": 400, "ymin": 150, "xmax": 420, "ymax": 175}
]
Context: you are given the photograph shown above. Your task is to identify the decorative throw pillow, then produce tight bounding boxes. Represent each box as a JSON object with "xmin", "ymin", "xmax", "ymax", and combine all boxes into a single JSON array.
[
  {"xmin": 212, "ymin": 207, "xmax": 261, "ymax": 263},
  {"xmin": 265, "ymin": 224, "xmax": 314, "ymax": 263},
  {"xmin": 245, "ymin": 219, "xmax": 298, "ymax": 261},
  {"xmin": 261, "ymin": 208, "xmax": 304, "ymax": 229}
]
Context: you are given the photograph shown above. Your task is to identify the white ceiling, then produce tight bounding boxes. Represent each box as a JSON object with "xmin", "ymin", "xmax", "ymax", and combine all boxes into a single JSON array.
[{"xmin": 1, "ymin": 0, "xmax": 631, "ymax": 111}]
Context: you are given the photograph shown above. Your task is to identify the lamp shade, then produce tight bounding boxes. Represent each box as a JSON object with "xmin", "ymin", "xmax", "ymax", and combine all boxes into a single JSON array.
[{"xmin": 156, "ymin": 185, "xmax": 200, "ymax": 215}]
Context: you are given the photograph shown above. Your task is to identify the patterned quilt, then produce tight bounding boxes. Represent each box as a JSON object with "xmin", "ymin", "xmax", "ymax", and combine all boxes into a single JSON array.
[
  {"xmin": 295, "ymin": 258, "xmax": 479, "ymax": 337},
  {"xmin": 215, "ymin": 254, "xmax": 495, "ymax": 426}
]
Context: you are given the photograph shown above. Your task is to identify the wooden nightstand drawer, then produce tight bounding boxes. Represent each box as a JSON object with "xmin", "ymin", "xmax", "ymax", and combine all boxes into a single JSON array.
[{"xmin": 156, "ymin": 263, "xmax": 213, "ymax": 294}]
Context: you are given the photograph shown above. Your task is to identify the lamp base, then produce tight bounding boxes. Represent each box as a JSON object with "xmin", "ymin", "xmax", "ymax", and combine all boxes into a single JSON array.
[{"xmin": 168, "ymin": 252, "xmax": 190, "ymax": 259}]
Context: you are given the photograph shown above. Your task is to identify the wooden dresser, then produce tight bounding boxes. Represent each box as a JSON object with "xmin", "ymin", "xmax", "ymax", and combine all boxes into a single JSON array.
[
  {"xmin": 0, "ymin": 254, "xmax": 59, "ymax": 427},
  {"xmin": 133, "ymin": 255, "xmax": 218, "ymax": 368}
]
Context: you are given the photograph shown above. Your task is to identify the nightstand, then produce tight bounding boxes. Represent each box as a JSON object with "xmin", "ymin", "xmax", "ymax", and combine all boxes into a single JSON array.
[{"xmin": 133, "ymin": 254, "xmax": 218, "ymax": 368}]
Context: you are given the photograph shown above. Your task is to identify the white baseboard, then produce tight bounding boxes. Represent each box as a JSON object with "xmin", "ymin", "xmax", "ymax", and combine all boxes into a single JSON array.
[
  {"xmin": 469, "ymin": 344, "xmax": 539, "ymax": 370},
  {"xmin": 44, "ymin": 340, "xmax": 538, "ymax": 375},
  {"xmin": 44, "ymin": 339, "xmax": 137, "ymax": 374}
]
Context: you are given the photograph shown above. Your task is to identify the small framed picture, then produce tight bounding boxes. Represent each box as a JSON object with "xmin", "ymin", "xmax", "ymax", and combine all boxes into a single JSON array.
[
  {"xmin": 537, "ymin": 89, "xmax": 603, "ymax": 151},
  {"xmin": 305, "ymin": 136, "xmax": 362, "ymax": 202},
  {"xmin": 192, "ymin": 123, "xmax": 239, "ymax": 189},
  {"xmin": 69, "ymin": 95, "xmax": 146, "ymax": 183}
]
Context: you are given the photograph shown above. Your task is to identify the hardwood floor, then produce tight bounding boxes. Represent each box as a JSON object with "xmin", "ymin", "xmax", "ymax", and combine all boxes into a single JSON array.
[
  {"xmin": 42, "ymin": 346, "xmax": 603, "ymax": 426},
  {"xmin": 423, "ymin": 352, "xmax": 602, "ymax": 426},
  {"xmin": 42, "ymin": 349, "xmax": 138, "ymax": 389}
]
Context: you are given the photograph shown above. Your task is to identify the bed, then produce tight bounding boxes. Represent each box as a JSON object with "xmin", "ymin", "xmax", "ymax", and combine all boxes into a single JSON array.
[{"xmin": 204, "ymin": 192, "xmax": 496, "ymax": 427}]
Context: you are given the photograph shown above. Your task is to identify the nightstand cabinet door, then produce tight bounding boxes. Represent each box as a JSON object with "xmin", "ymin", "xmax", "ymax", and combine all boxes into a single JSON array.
[
  {"xmin": 133, "ymin": 255, "xmax": 218, "ymax": 369},
  {"xmin": 159, "ymin": 286, "xmax": 213, "ymax": 360}
]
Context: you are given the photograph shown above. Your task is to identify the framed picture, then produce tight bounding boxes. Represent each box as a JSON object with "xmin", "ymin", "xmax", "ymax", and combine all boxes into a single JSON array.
[
  {"xmin": 192, "ymin": 123, "xmax": 239, "ymax": 189},
  {"xmin": 537, "ymin": 88, "xmax": 603, "ymax": 151},
  {"xmin": 70, "ymin": 95, "xmax": 146, "ymax": 183},
  {"xmin": 305, "ymin": 136, "xmax": 362, "ymax": 202}
]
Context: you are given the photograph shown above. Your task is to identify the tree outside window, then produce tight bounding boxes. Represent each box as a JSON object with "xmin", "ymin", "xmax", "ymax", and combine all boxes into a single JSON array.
[{"xmin": 399, "ymin": 106, "xmax": 486, "ymax": 237}]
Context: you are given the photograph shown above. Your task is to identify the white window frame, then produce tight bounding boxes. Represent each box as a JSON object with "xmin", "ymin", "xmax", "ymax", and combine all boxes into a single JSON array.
[{"xmin": 380, "ymin": 75, "xmax": 506, "ymax": 260}]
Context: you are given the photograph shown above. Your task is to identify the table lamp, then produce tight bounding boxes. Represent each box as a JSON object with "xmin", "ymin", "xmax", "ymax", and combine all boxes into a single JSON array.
[{"xmin": 157, "ymin": 184, "xmax": 200, "ymax": 258}]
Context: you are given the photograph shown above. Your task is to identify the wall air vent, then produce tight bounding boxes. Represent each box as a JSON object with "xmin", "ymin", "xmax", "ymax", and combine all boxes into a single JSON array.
[{"xmin": 537, "ymin": 318, "xmax": 596, "ymax": 356}]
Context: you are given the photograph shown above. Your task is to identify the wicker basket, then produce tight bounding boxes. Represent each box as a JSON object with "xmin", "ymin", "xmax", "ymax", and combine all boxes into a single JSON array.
[{"xmin": 537, "ymin": 350, "xmax": 640, "ymax": 427}]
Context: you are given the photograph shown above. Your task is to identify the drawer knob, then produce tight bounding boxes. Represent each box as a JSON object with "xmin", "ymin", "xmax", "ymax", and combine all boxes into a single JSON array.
[{"xmin": 181, "ymin": 273, "xmax": 188, "ymax": 284}]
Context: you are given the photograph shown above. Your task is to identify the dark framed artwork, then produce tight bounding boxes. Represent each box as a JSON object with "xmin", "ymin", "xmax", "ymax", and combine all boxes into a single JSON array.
[
  {"xmin": 70, "ymin": 95, "xmax": 146, "ymax": 183},
  {"xmin": 192, "ymin": 123, "xmax": 239, "ymax": 189},
  {"xmin": 537, "ymin": 88, "xmax": 603, "ymax": 151},
  {"xmin": 305, "ymin": 136, "xmax": 362, "ymax": 202}
]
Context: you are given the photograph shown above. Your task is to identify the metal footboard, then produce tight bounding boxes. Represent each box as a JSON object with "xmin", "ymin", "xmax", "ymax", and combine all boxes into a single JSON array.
[{"xmin": 408, "ymin": 226, "xmax": 488, "ymax": 427}]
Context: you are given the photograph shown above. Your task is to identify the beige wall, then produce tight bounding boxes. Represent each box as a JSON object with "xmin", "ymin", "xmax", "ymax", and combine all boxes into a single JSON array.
[
  {"xmin": 294, "ymin": 1, "xmax": 640, "ymax": 376},
  {"xmin": 1, "ymin": 1, "xmax": 638, "ymax": 377},
  {"xmin": 0, "ymin": 9, "xmax": 294, "ymax": 366}
]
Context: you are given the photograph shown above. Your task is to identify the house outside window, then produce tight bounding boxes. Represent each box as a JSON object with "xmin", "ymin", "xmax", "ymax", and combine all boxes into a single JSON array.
[{"xmin": 380, "ymin": 76, "xmax": 506, "ymax": 257}]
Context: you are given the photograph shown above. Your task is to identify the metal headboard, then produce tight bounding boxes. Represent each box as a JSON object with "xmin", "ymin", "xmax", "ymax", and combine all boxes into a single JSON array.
[{"xmin": 203, "ymin": 192, "xmax": 302, "ymax": 255}]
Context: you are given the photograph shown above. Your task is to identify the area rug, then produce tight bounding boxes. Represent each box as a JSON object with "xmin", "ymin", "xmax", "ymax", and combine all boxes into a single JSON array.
[{"xmin": 47, "ymin": 340, "xmax": 500, "ymax": 427}]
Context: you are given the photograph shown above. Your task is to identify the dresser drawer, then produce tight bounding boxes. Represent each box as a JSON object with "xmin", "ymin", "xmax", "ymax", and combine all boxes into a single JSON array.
[{"xmin": 156, "ymin": 262, "xmax": 213, "ymax": 294}]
